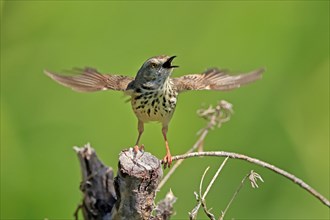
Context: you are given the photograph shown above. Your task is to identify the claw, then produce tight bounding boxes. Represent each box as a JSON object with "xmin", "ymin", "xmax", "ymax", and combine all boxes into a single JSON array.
[
  {"xmin": 133, "ymin": 145, "xmax": 139, "ymax": 153},
  {"xmin": 133, "ymin": 144, "xmax": 145, "ymax": 160},
  {"xmin": 162, "ymin": 153, "xmax": 172, "ymax": 169},
  {"xmin": 139, "ymin": 144, "xmax": 145, "ymax": 152}
]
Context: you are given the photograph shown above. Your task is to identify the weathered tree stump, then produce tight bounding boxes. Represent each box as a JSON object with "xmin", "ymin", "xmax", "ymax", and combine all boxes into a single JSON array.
[
  {"xmin": 74, "ymin": 144, "xmax": 175, "ymax": 220},
  {"xmin": 112, "ymin": 148, "xmax": 163, "ymax": 220}
]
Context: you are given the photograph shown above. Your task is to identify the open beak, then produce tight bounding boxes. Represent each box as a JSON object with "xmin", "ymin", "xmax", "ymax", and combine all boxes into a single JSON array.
[{"xmin": 162, "ymin": 56, "xmax": 179, "ymax": 69}]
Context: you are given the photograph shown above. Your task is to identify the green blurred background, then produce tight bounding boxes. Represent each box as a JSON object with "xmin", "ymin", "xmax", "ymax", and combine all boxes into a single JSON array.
[{"xmin": 1, "ymin": 1, "xmax": 329, "ymax": 219}]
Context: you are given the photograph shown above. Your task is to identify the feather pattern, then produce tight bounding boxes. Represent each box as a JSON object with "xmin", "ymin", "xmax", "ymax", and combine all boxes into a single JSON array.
[
  {"xmin": 44, "ymin": 67, "xmax": 134, "ymax": 92},
  {"xmin": 172, "ymin": 67, "xmax": 265, "ymax": 93}
]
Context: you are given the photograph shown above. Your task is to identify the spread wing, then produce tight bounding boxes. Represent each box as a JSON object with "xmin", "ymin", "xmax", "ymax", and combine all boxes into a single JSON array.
[
  {"xmin": 44, "ymin": 67, "xmax": 134, "ymax": 92},
  {"xmin": 172, "ymin": 67, "xmax": 265, "ymax": 93}
]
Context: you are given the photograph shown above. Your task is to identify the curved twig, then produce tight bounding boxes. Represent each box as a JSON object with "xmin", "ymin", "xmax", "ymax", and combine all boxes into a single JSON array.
[{"xmin": 172, "ymin": 151, "xmax": 330, "ymax": 208}]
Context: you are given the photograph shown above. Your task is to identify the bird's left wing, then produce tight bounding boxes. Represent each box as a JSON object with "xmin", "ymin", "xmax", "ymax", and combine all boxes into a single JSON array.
[
  {"xmin": 44, "ymin": 67, "xmax": 134, "ymax": 92},
  {"xmin": 172, "ymin": 67, "xmax": 265, "ymax": 93}
]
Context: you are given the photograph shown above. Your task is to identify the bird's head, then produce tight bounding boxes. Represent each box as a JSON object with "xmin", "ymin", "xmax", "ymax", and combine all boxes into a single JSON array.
[{"xmin": 135, "ymin": 55, "xmax": 179, "ymax": 89}]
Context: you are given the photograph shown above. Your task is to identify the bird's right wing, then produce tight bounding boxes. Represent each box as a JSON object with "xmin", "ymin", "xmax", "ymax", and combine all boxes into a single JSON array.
[
  {"xmin": 172, "ymin": 67, "xmax": 265, "ymax": 93},
  {"xmin": 44, "ymin": 67, "xmax": 134, "ymax": 92}
]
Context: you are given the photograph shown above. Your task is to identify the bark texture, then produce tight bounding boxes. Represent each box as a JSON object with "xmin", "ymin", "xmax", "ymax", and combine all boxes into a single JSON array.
[
  {"xmin": 112, "ymin": 148, "xmax": 163, "ymax": 220},
  {"xmin": 74, "ymin": 144, "xmax": 174, "ymax": 220}
]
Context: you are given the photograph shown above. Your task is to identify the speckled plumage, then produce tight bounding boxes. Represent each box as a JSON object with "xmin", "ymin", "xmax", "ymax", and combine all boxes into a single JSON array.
[
  {"xmin": 131, "ymin": 79, "xmax": 177, "ymax": 125},
  {"xmin": 45, "ymin": 55, "xmax": 265, "ymax": 167}
]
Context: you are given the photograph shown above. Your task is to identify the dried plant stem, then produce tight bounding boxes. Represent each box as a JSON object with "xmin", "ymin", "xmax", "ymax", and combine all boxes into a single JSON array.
[
  {"xmin": 172, "ymin": 151, "xmax": 330, "ymax": 208},
  {"xmin": 190, "ymin": 158, "xmax": 229, "ymax": 220},
  {"xmin": 199, "ymin": 167, "xmax": 210, "ymax": 198},
  {"xmin": 199, "ymin": 158, "xmax": 229, "ymax": 219},
  {"xmin": 220, "ymin": 170, "xmax": 263, "ymax": 219},
  {"xmin": 202, "ymin": 157, "xmax": 229, "ymax": 200},
  {"xmin": 198, "ymin": 167, "xmax": 215, "ymax": 220},
  {"xmin": 219, "ymin": 172, "xmax": 249, "ymax": 220}
]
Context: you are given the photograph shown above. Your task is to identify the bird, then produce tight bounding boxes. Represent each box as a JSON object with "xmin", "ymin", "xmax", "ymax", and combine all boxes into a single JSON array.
[{"xmin": 45, "ymin": 55, "xmax": 264, "ymax": 168}]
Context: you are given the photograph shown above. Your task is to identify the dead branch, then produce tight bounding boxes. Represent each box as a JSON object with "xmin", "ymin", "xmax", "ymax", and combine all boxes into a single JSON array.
[
  {"xmin": 74, "ymin": 144, "xmax": 117, "ymax": 220},
  {"xmin": 154, "ymin": 190, "xmax": 177, "ymax": 220},
  {"xmin": 172, "ymin": 151, "xmax": 330, "ymax": 208}
]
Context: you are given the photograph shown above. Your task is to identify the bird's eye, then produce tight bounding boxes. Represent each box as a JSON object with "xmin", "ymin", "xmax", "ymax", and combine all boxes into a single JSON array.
[{"xmin": 150, "ymin": 63, "xmax": 157, "ymax": 68}]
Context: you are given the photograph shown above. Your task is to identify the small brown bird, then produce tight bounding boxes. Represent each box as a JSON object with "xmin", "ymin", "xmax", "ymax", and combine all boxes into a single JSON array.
[{"xmin": 45, "ymin": 55, "xmax": 264, "ymax": 168}]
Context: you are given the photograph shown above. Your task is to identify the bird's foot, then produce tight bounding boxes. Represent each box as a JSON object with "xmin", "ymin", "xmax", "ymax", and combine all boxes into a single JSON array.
[
  {"xmin": 133, "ymin": 144, "xmax": 145, "ymax": 153},
  {"xmin": 161, "ymin": 153, "xmax": 172, "ymax": 169},
  {"xmin": 132, "ymin": 144, "xmax": 145, "ymax": 161}
]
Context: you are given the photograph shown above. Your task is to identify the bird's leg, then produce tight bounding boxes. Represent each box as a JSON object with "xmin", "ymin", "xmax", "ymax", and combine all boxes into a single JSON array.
[
  {"xmin": 134, "ymin": 120, "xmax": 144, "ymax": 153},
  {"xmin": 161, "ymin": 126, "xmax": 172, "ymax": 168}
]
